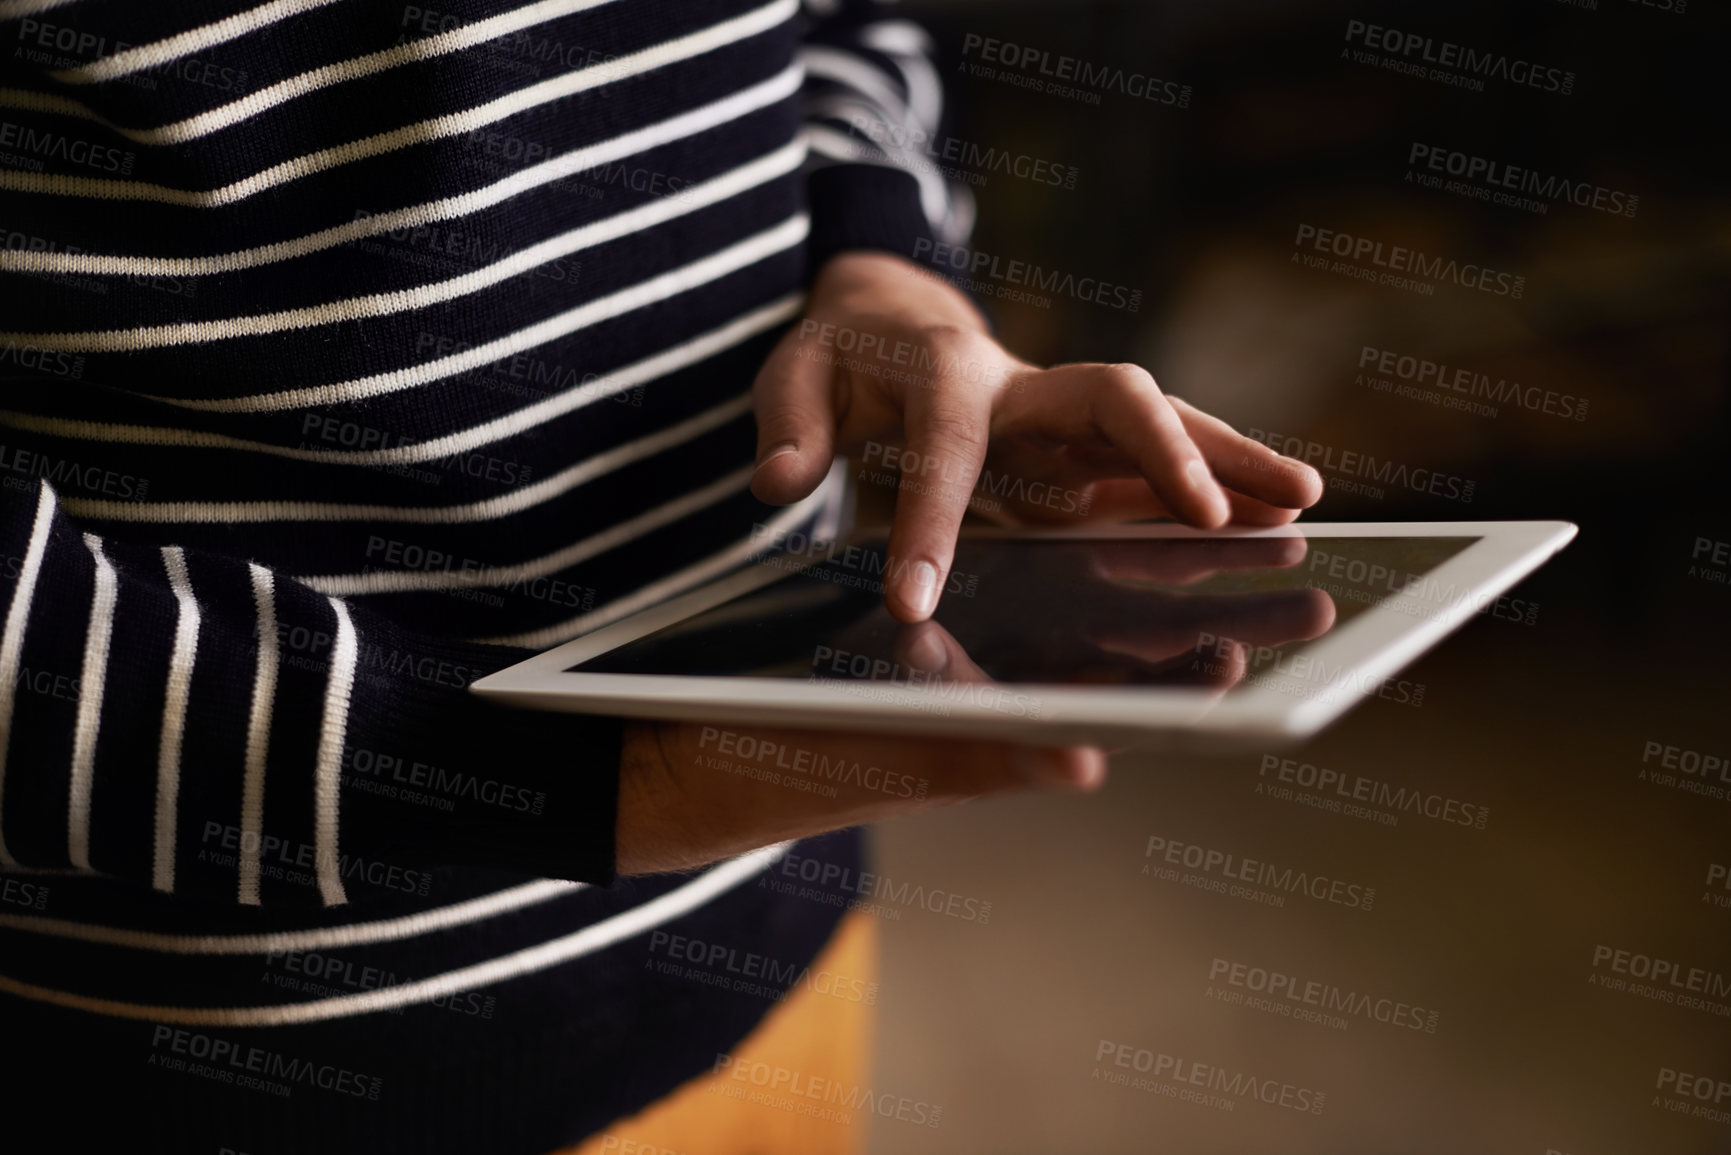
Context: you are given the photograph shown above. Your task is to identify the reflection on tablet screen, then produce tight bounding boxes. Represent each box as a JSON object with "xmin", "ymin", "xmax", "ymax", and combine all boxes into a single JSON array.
[{"xmin": 571, "ymin": 536, "xmax": 1477, "ymax": 688}]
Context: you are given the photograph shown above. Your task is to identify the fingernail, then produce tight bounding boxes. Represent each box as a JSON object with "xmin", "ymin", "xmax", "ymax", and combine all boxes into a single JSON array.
[
  {"xmin": 755, "ymin": 441, "xmax": 798, "ymax": 471},
  {"xmin": 1184, "ymin": 458, "xmax": 1215, "ymax": 495},
  {"xmin": 906, "ymin": 560, "xmax": 941, "ymax": 618},
  {"xmin": 1185, "ymin": 459, "xmax": 1229, "ymax": 521}
]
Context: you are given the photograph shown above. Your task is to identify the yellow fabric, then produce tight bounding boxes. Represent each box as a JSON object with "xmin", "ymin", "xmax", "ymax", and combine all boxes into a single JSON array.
[{"xmin": 565, "ymin": 911, "xmax": 879, "ymax": 1155}]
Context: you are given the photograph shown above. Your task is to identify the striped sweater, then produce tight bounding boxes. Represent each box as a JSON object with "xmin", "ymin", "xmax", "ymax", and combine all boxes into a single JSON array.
[{"xmin": 0, "ymin": 0, "xmax": 962, "ymax": 1149}]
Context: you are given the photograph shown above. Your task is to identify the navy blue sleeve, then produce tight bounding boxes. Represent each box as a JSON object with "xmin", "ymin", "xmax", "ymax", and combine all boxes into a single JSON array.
[
  {"xmin": 0, "ymin": 480, "xmax": 621, "ymax": 908},
  {"xmin": 799, "ymin": 0, "xmax": 970, "ymax": 273}
]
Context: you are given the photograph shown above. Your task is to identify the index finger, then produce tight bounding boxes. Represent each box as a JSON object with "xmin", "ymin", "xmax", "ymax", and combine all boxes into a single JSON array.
[{"xmin": 882, "ymin": 329, "xmax": 998, "ymax": 623}]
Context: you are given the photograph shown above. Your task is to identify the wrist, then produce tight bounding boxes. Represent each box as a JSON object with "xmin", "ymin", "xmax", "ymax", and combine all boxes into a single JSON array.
[
  {"xmin": 812, "ymin": 251, "xmax": 990, "ymax": 334},
  {"xmin": 616, "ymin": 721, "xmax": 692, "ymax": 875}
]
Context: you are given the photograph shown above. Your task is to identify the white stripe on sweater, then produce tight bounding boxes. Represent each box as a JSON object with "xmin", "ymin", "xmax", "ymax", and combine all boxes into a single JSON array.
[
  {"xmin": 0, "ymin": 65, "xmax": 803, "ymax": 278},
  {"xmin": 153, "ymin": 547, "xmax": 200, "ymax": 893},
  {"xmin": 312, "ymin": 598, "xmax": 357, "ymax": 906},
  {"xmin": 3, "ymin": 143, "xmax": 805, "ymax": 353},
  {"xmin": 0, "ymin": 878, "xmax": 580, "ymax": 954},
  {"xmin": 6, "ymin": 294, "xmax": 803, "ymax": 466},
  {"xmin": 237, "ymin": 564, "xmax": 278, "ymax": 905},
  {"xmin": 301, "ymin": 466, "xmax": 754, "ymax": 596},
  {"xmin": 67, "ymin": 533, "xmax": 117, "ymax": 872},
  {"xmin": 800, "ymin": 45, "xmax": 911, "ymax": 126},
  {"xmin": 859, "ymin": 21, "xmax": 943, "ymax": 132},
  {"xmin": 67, "ymin": 392, "xmax": 752, "ymax": 525},
  {"xmin": 0, "ymin": 0, "xmax": 80, "ymax": 19},
  {"xmin": 476, "ymin": 482, "xmax": 827, "ymax": 647},
  {"xmin": 35, "ymin": 0, "xmax": 618, "ymax": 132},
  {"xmin": 51, "ymin": 0, "xmax": 346, "ymax": 85},
  {"xmin": 0, "ymin": 843, "xmax": 789, "ymax": 1024},
  {"xmin": 142, "ymin": 214, "xmax": 809, "ymax": 413},
  {"xmin": 0, "ymin": 484, "xmax": 57, "ymax": 866},
  {"xmin": 0, "ymin": 0, "xmax": 797, "ymax": 204}
]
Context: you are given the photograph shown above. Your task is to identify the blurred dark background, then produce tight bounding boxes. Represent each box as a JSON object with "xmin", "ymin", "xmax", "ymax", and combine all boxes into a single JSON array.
[
  {"xmin": 862, "ymin": 2, "xmax": 1731, "ymax": 1151},
  {"xmin": 916, "ymin": 0, "xmax": 1727, "ymax": 635}
]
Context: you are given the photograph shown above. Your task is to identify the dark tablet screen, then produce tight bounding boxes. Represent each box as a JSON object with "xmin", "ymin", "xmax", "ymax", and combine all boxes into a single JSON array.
[{"xmin": 570, "ymin": 534, "xmax": 1478, "ymax": 689}]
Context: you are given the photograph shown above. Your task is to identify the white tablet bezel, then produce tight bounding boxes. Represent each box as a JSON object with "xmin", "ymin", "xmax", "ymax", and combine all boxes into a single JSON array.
[{"xmin": 470, "ymin": 520, "xmax": 1577, "ymax": 749}]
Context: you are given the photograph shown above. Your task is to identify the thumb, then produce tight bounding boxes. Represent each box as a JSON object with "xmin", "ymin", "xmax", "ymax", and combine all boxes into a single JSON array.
[{"xmin": 750, "ymin": 326, "xmax": 839, "ymax": 505}]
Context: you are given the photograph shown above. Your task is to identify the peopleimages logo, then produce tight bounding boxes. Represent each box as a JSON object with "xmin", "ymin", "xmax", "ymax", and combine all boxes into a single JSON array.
[
  {"xmin": 648, "ymin": 929, "xmax": 880, "ymax": 1005},
  {"xmin": 1342, "ymin": 19, "xmax": 1576, "ymax": 94},
  {"xmin": 1293, "ymin": 224, "xmax": 1525, "ymax": 298},
  {"xmin": 1589, "ymin": 944, "xmax": 1731, "ymax": 1006},
  {"xmin": 150, "ymin": 1026, "xmax": 382, "ymax": 1100},
  {"xmin": 1092, "ymin": 1040, "xmax": 1327, "ymax": 1114},
  {"xmin": 1246, "ymin": 428, "xmax": 1476, "ymax": 503},
  {"xmin": 15, "ymin": 19, "xmax": 248, "ymax": 93},
  {"xmin": 1358, "ymin": 345, "xmax": 1588, "ymax": 422},
  {"xmin": 1206, "ymin": 956, "xmax": 1441, "ymax": 1033},
  {"xmin": 1654, "ymin": 1067, "xmax": 1731, "ymax": 1125},
  {"xmin": 0, "ymin": 442, "xmax": 146, "ymax": 499},
  {"xmin": 695, "ymin": 725, "xmax": 929, "ymax": 801},
  {"xmin": 1407, "ymin": 143, "xmax": 1639, "ymax": 218},
  {"xmin": 0, "ymin": 341, "xmax": 84, "ymax": 380},
  {"xmin": 710, "ymin": 1053, "xmax": 943, "ymax": 1128},
  {"xmin": 850, "ymin": 117, "xmax": 1078, "ymax": 190},
  {"xmin": 0, "ymin": 119, "xmax": 135, "ymax": 174},
  {"xmin": 912, "ymin": 239, "xmax": 1143, "ymax": 313},
  {"xmin": 959, "ymin": 34, "xmax": 1192, "ymax": 108},
  {"xmin": 0, "ymin": 877, "xmax": 48, "ymax": 911},
  {"xmin": 1144, "ymin": 834, "xmax": 1376, "ymax": 911},
  {"xmin": 767, "ymin": 851, "xmax": 994, "ymax": 924},
  {"xmin": 401, "ymin": 6, "xmax": 620, "ymax": 82},
  {"xmin": 1258, "ymin": 754, "xmax": 1491, "ymax": 830},
  {"xmin": 343, "ymin": 745, "xmax": 547, "ymax": 815},
  {"xmin": 1305, "ymin": 551, "xmax": 1538, "ymax": 630}
]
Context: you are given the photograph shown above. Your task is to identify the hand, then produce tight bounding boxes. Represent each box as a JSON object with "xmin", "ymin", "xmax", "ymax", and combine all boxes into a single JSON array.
[
  {"xmin": 749, "ymin": 251, "xmax": 1325, "ymax": 624},
  {"xmin": 615, "ymin": 720, "xmax": 1104, "ymax": 875}
]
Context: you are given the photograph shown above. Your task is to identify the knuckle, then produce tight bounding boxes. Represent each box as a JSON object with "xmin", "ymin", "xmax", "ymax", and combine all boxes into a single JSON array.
[
  {"xmin": 754, "ymin": 401, "xmax": 812, "ymax": 436},
  {"xmin": 919, "ymin": 323, "xmax": 992, "ymax": 365},
  {"xmin": 917, "ymin": 322, "xmax": 974, "ymax": 347},
  {"xmin": 919, "ymin": 324, "xmax": 1008, "ymax": 393},
  {"xmin": 1103, "ymin": 362, "xmax": 1160, "ymax": 395}
]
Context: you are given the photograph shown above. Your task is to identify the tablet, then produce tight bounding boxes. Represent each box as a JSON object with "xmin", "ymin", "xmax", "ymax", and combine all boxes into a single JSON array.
[{"xmin": 471, "ymin": 519, "xmax": 1576, "ymax": 750}]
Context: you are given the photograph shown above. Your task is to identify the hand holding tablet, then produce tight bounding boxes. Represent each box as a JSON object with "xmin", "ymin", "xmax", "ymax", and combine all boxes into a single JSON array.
[
  {"xmin": 486, "ymin": 522, "xmax": 1576, "ymax": 875},
  {"xmin": 474, "ymin": 255, "xmax": 1575, "ymax": 874},
  {"xmin": 612, "ymin": 717, "xmax": 1107, "ymax": 874},
  {"xmin": 607, "ymin": 537, "xmax": 1334, "ymax": 873}
]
